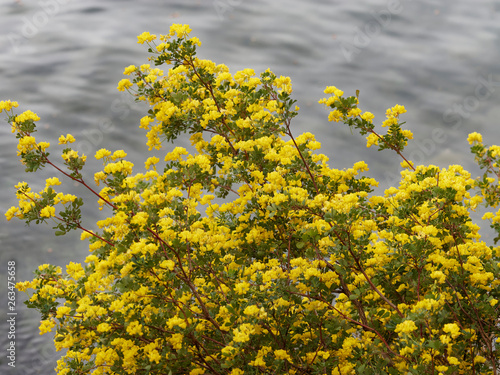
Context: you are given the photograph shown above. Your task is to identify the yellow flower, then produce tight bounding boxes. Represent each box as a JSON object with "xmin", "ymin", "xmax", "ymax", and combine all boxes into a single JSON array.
[
  {"xmin": 156, "ymin": 43, "xmax": 169, "ymax": 52},
  {"xmin": 62, "ymin": 149, "xmax": 86, "ymax": 162},
  {"xmin": 482, "ymin": 212, "xmax": 495, "ymax": 221},
  {"xmin": 95, "ymin": 148, "xmax": 111, "ymax": 160},
  {"xmin": 97, "ymin": 323, "xmax": 111, "ymax": 333},
  {"xmin": 395, "ymin": 319, "xmax": 418, "ymax": 336},
  {"xmin": 323, "ymin": 86, "xmax": 344, "ymax": 97},
  {"xmin": 443, "ymin": 323, "xmax": 461, "ymax": 338},
  {"xmin": 366, "ymin": 133, "xmax": 379, "ymax": 148},
  {"xmin": 243, "ymin": 305, "xmax": 261, "ymax": 316},
  {"xmin": 40, "ymin": 206, "xmax": 55, "ymax": 218},
  {"xmin": 17, "ymin": 136, "xmax": 37, "ymax": 153},
  {"xmin": 165, "ymin": 147, "xmax": 188, "ymax": 162},
  {"xmin": 467, "ymin": 132, "xmax": 483, "ymax": 145},
  {"xmin": 0, "ymin": 100, "xmax": 19, "ymax": 112},
  {"xmin": 117, "ymin": 79, "xmax": 133, "ymax": 92},
  {"xmin": 439, "ymin": 334, "xmax": 451, "ymax": 345},
  {"xmin": 489, "ymin": 145, "xmax": 500, "ymax": 157},
  {"xmin": 474, "ymin": 356, "xmax": 487, "ymax": 364},
  {"xmin": 145, "ymin": 156, "xmax": 160, "ymax": 170},
  {"xmin": 399, "ymin": 346, "xmax": 415, "ymax": 356},
  {"xmin": 5, "ymin": 206, "xmax": 19, "ymax": 221},
  {"xmin": 55, "ymin": 306, "xmax": 72, "ymax": 319},
  {"xmin": 15, "ymin": 110, "xmax": 40, "ymax": 123},
  {"xmin": 137, "ymin": 31, "xmax": 156, "ymax": 44},
  {"xmin": 233, "ymin": 323, "xmax": 254, "ymax": 343},
  {"xmin": 16, "ymin": 280, "xmax": 32, "ymax": 292},
  {"xmin": 111, "ymin": 150, "xmax": 127, "ymax": 160},
  {"xmin": 169, "ymin": 24, "xmax": 192, "ymax": 38},
  {"xmin": 58, "ymin": 134, "xmax": 76, "ymax": 144},
  {"xmin": 448, "ymin": 356, "xmax": 460, "ymax": 366},
  {"xmin": 131, "ymin": 212, "xmax": 149, "ymax": 228},
  {"xmin": 123, "ymin": 65, "xmax": 137, "ymax": 75},
  {"xmin": 56, "ymin": 194, "xmax": 77, "ymax": 204},
  {"xmin": 39, "ymin": 319, "xmax": 56, "ymax": 335},
  {"xmin": 382, "ymin": 117, "xmax": 398, "ymax": 127},
  {"xmin": 353, "ymin": 161, "xmax": 369, "ymax": 172},
  {"xmin": 430, "ymin": 270, "xmax": 446, "ymax": 284},
  {"xmin": 327, "ymin": 109, "xmax": 343, "ymax": 122},
  {"xmin": 273, "ymin": 75, "xmax": 292, "ymax": 93},
  {"xmin": 93, "ymin": 171, "xmax": 106, "ymax": 186},
  {"xmin": 274, "ymin": 349, "xmax": 292, "ymax": 361},
  {"xmin": 390, "ymin": 104, "xmax": 407, "ymax": 115},
  {"xmin": 189, "ymin": 369, "xmax": 204, "ymax": 375},
  {"xmin": 160, "ymin": 260, "xmax": 175, "ymax": 271},
  {"xmin": 360, "ymin": 111, "xmax": 375, "ymax": 123},
  {"xmin": 400, "ymin": 160, "xmax": 414, "ymax": 169},
  {"xmin": 347, "ymin": 108, "xmax": 362, "ymax": 117},
  {"xmin": 401, "ymin": 129, "xmax": 413, "ymax": 139},
  {"xmin": 66, "ymin": 262, "xmax": 85, "ymax": 280},
  {"xmin": 45, "ymin": 177, "xmax": 61, "ymax": 187},
  {"xmin": 189, "ymin": 36, "xmax": 201, "ymax": 46},
  {"xmin": 140, "ymin": 116, "xmax": 154, "ymax": 130},
  {"xmin": 38, "ymin": 142, "xmax": 50, "ymax": 151},
  {"xmin": 126, "ymin": 321, "xmax": 143, "ymax": 336},
  {"xmin": 148, "ymin": 350, "xmax": 161, "ymax": 364},
  {"xmin": 169, "ymin": 333, "xmax": 184, "ymax": 349}
]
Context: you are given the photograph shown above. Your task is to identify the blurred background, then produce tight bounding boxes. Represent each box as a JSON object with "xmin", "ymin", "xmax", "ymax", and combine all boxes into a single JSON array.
[{"xmin": 1, "ymin": 0, "xmax": 499, "ymax": 373}]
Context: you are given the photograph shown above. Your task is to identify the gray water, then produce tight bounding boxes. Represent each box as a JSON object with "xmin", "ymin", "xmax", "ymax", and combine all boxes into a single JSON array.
[{"xmin": 1, "ymin": 0, "xmax": 500, "ymax": 373}]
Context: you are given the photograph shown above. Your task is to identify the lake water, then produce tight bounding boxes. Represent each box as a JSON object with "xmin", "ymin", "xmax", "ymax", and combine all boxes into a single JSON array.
[{"xmin": 1, "ymin": 0, "xmax": 500, "ymax": 373}]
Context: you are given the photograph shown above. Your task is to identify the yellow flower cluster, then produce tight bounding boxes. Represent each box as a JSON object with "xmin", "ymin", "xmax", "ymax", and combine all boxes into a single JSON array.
[
  {"xmin": 0, "ymin": 100, "xmax": 19, "ymax": 112},
  {"xmin": 58, "ymin": 134, "xmax": 75, "ymax": 144},
  {"xmin": 382, "ymin": 104, "xmax": 406, "ymax": 127},
  {"xmin": 15, "ymin": 109, "xmax": 40, "ymax": 123}
]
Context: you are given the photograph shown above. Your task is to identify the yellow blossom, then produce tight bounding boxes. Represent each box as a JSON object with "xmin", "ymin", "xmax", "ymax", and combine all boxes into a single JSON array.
[
  {"xmin": 56, "ymin": 306, "xmax": 72, "ymax": 319},
  {"xmin": 323, "ymin": 86, "xmax": 344, "ymax": 97},
  {"xmin": 0, "ymin": 100, "xmax": 19, "ymax": 111},
  {"xmin": 137, "ymin": 31, "xmax": 156, "ymax": 44},
  {"xmin": 443, "ymin": 323, "xmax": 461, "ymax": 338},
  {"xmin": 123, "ymin": 65, "xmax": 137, "ymax": 75},
  {"xmin": 95, "ymin": 148, "xmax": 111, "ymax": 160},
  {"xmin": 39, "ymin": 319, "xmax": 56, "ymax": 335},
  {"xmin": 15, "ymin": 110, "xmax": 40, "ymax": 123},
  {"xmin": 467, "ymin": 132, "xmax": 483, "ymax": 145},
  {"xmin": 58, "ymin": 134, "xmax": 75, "ymax": 144},
  {"xmin": 117, "ymin": 79, "xmax": 133, "ymax": 92},
  {"xmin": 5, "ymin": 207, "xmax": 20, "ymax": 221},
  {"xmin": 111, "ymin": 150, "xmax": 127, "ymax": 160},
  {"xmin": 360, "ymin": 111, "xmax": 375, "ymax": 123},
  {"xmin": 40, "ymin": 206, "xmax": 55, "ymax": 218},
  {"xmin": 366, "ymin": 133, "xmax": 379, "ymax": 148},
  {"xmin": 169, "ymin": 24, "xmax": 191, "ymax": 38},
  {"xmin": 45, "ymin": 177, "xmax": 61, "ymax": 187},
  {"xmin": 395, "ymin": 320, "xmax": 418, "ymax": 336}
]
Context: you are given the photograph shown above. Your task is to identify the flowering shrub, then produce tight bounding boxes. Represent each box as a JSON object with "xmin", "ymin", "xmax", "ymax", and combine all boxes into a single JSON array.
[{"xmin": 3, "ymin": 24, "xmax": 500, "ymax": 374}]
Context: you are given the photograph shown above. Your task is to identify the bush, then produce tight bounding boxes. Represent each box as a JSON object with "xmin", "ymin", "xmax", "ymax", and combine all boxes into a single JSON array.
[{"xmin": 3, "ymin": 24, "xmax": 499, "ymax": 374}]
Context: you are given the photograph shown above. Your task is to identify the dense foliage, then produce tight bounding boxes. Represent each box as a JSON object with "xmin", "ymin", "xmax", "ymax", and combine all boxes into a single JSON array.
[{"xmin": 3, "ymin": 24, "xmax": 499, "ymax": 374}]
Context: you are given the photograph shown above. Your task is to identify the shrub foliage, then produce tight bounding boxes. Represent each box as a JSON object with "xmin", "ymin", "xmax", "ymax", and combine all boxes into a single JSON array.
[{"xmin": 3, "ymin": 24, "xmax": 499, "ymax": 374}]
